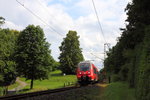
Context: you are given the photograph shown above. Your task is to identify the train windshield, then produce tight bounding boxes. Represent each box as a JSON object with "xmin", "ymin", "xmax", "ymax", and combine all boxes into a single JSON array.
[{"xmin": 79, "ymin": 63, "xmax": 90, "ymax": 71}]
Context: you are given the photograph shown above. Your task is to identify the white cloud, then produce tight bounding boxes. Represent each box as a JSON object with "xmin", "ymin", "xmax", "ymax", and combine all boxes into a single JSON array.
[
  {"xmin": 59, "ymin": 0, "xmax": 72, "ymax": 3},
  {"xmin": 0, "ymin": 0, "xmax": 130, "ymax": 69},
  {"xmin": 2, "ymin": 21, "xmax": 23, "ymax": 30}
]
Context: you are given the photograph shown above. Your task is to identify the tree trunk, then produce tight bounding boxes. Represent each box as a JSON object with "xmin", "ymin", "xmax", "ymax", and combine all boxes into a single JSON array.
[
  {"xmin": 108, "ymin": 76, "xmax": 111, "ymax": 83},
  {"xmin": 30, "ymin": 65, "xmax": 34, "ymax": 89},
  {"xmin": 30, "ymin": 78, "xmax": 34, "ymax": 89}
]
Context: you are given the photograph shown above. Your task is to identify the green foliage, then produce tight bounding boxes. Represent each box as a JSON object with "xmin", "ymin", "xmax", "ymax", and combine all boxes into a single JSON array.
[
  {"xmin": 51, "ymin": 61, "xmax": 60, "ymax": 71},
  {"xmin": 99, "ymin": 68, "xmax": 106, "ymax": 82},
  {"xmin": 8, "ymin": 82, "xmax": 19, "ymax": 90},
  {"xmin": 104, "ymin": 0, "xmax": 150, "ymax": 99},
  {"xmin": 104, "ymin": 42, "xmax": 126, "ymax": 75},
  {"xmin": 118, "ymin": 63, "xmax": 129, "ymax": 81},
  {"xmin": 15, "ymin": 25, "xmax": 53, "ymax": 89},
  {"xmin": 59, "ymin": 30, "xmax": 84, "ymax": 74},
  {"xmin": 0, "ymin": 87, "xmax": 3, "ymax": 96},
  {"xmin": 136, "ymin": 26, "xmax": 150, "ymax": 100},
  {"xmin": 0, "ymin": 17, "xmax": 5, "ymax": 27},
  {"xmin": 0, "ymin": 29, "xmax": 18, "ymax": 87},
  {"xmin": 111, "ymin": 74, "xmax": 121, "ymax": 82}
]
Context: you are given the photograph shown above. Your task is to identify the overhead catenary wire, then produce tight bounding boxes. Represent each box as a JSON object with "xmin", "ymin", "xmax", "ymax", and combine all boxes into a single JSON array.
[
  {"xmin": 91, "ymin": 0, "xmax": 110, "ymax": 49},
  {"xmin": 37, "ymin": 0, "xmax": 55, "ymax": 18},
  {"xmin": 16, "ymin": 0, "xmax": 63, "ymax": 37},
  {"xmin": 90, "ymin": 52, "xmax": 104, "ymax": 61},
  {"xmin": 37, "ymin": 0, "xmax": 69, "ymax": 31}
]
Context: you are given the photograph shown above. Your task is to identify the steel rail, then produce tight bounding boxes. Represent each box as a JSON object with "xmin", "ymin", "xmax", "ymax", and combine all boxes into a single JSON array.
[{"xmin": 0, "ymin": 86, "xmax": 79, "ymax": 100}]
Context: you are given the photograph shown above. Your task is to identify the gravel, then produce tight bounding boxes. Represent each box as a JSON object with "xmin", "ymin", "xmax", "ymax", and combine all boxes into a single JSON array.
[{"xmin": 21, "ymin": 85, "xmax": 102, "ymax": 100}]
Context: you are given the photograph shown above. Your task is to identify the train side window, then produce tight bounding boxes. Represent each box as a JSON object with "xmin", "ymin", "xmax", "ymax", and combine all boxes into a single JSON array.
[{"xmin": 94, "ymin": 68, "xmax": 97, "ymax": 74}]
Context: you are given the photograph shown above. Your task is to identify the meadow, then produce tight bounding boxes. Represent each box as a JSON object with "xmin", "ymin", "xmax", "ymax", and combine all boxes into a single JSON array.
[{"xmin": 19, "ymin": 70, "xmax": 77, "ymax": 92}]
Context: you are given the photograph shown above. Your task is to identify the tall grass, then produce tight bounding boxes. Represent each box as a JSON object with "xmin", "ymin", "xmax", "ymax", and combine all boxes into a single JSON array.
[
  {"xmin": 0, "ymin": 87, "xmax": 3, "ymax": 96},
  {"xmin": 103, "ymin": 82, "xmax": 136, "ymax": 100}
]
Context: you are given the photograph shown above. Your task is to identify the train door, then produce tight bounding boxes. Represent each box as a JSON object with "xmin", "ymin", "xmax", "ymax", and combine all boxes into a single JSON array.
[{"xmin": 93, "ymin": 66, "xmax": 96, "ymax": 81}]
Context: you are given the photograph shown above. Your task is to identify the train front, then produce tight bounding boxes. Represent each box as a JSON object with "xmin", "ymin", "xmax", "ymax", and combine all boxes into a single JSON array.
[{"xmin": 76, "ymin": 62, "xmax": 93, "ymax": 83}]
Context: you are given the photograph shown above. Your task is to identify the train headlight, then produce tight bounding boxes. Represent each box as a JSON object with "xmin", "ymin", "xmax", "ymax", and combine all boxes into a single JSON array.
[
  {"xmin": 79, "ymin": 72, "xmax": 82, "ymax": 74},
  {"xmin": 88, "ymin": 71, "xmax": 90, "ymax": 74}
]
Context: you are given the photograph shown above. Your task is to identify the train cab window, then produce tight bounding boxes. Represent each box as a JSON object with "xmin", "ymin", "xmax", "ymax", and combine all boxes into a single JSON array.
[{"xmin": 79, "ymin": 63, "xmax": 90, "ymax": 71}]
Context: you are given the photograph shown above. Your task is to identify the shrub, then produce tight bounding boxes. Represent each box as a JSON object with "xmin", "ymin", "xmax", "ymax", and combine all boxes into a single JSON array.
[{"xmin": 111, "ymin": 74, "xmax": 121, "ymax": 82}]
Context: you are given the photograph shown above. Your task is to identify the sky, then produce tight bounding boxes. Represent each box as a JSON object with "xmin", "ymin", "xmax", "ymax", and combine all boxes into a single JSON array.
[{"xmin": 0, "ymin": 0, "xmax": 131, "ymax": 70}]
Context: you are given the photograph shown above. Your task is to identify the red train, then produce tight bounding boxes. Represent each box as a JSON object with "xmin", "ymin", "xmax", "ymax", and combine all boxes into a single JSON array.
[{"xmin": 76, "ymin": 61, "xmax": 99, "ymax": 84}]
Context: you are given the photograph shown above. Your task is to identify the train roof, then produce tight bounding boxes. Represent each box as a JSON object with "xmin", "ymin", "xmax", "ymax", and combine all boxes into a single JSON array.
[{"xmin": 79, "ymin": 61, "xmax": 93, "ymax": 64}]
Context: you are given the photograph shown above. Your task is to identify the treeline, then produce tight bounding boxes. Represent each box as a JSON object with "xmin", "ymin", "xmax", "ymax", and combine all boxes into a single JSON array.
[
  {"xmin": 0, "ymin": 18, "xmax": 59, "ymax": 91},
  {"xmin": 0, "ymin": 17, "xmax": 84, "ymax": 93},
  {"xmin": 104, "ymin": 0, "xmax": 150, "ymax": 100}
]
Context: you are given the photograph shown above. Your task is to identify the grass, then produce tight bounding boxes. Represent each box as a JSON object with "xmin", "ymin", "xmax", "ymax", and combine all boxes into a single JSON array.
[
  {"xmin": 0, "ymin": 87, "xmax": 3, "ymax": 96},
  {"xmin": 8, "ymin": 82, "xmax": 19, "ymax": 90},
  {"xmin": 0, "ymin": 82, "xmax": 19, "ymax": 96},
  {"xmin": 19, "ymin": 70, "xmax": 77, "ymax": 92},
  {"xmin": 102, "ymin": 82, "xmax": 136, "ymax": 100}
]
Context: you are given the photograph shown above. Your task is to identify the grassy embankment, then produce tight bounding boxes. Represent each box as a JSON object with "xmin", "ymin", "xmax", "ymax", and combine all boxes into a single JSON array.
[
  {"xmin": 19, "ymin": 70, "xmax": 77, "ymax": 92},
  {"xmin": 102, "ymin": 82, "xmax": 136, "ymax": 100}
]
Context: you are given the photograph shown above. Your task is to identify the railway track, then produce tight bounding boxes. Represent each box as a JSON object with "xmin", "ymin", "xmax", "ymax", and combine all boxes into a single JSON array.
[{"xmin": 0, "ymin": 86, "xmax": 79, "ymax": 100}]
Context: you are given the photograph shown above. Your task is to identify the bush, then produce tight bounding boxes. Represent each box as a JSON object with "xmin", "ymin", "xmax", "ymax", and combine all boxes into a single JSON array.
[
  {"xmin": 119, "ymin": 64, "xmax": 129, "ymax": 81},
  {"xmin": 136, "ymin": 27, "xmax": 150, "ymax": 100},
  {"xmin": 0, "ymin": 87, "xmax": 3, "ymax": 96},
  {"xmin": 99, "ymin": 68, "xmax": 106, "ymax": 82},
  {"xmin": 111, "ymin": 74, "xmax": 121, "ymax": 82}
]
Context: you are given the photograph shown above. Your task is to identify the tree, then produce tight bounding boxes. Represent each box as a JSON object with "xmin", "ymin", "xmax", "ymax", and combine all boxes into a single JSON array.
[
  {"xmin": 15, "ymin": 25, "xmax": 53, "ymax": 89},
  {"xmin": 0, "ymin": 29, "xmax": 19, "ymax": 94},
  {"xmin": 136, "ymin": 26, "xmax": 150, "ymax": 100},
  {"xmin": 104, "ymin": 0, "xmax": 150, "ymax": 99},
  {"xmin": 124, "ymin": 0, "xmax": 150, "ymax": 91},
  {"xmin": 59, "ymin": 30, "xmax": 84, "ymax": 74},
  {"xmin": 0, "ymin": 17, "xmax": 5, "ymax": 27},
  {"xmin": 51, "ymin": 61, "xmax": 60, "ymax": 71}
]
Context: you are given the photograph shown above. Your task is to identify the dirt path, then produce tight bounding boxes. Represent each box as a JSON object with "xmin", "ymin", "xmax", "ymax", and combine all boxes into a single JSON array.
[{"xmin": 8, "ymin": 77, "xmax": 27, "ymax": 94}]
